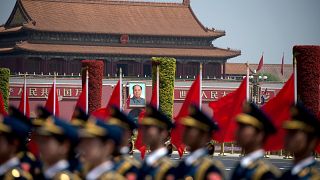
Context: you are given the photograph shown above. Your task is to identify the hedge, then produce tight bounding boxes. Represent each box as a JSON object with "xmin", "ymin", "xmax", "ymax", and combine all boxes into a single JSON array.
[
  {"xmin": 151, "ymin": 57, "xmax": 176, "ymax": 118},
  {"xmin": 81, "ymin": 60, "xmax": 104, "ymax": 113},
  {"xmin": 294, "ymin": 45, "xmax": 320, "ymax": 116},
  {"xmin": 0, "ymin": 68, "xmax": 10, "ymax": 111}
]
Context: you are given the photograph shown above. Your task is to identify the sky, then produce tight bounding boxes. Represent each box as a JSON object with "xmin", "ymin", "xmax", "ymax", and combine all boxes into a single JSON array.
[{"xmin": 0, "ymin": 0, "xmax": 319, "ymax": 64}]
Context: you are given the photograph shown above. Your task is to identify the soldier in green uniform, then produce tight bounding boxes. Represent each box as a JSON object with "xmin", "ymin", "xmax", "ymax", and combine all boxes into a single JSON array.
[
  {"xmin": 280, "ymin": 102, "xmax": 320, "ymax": 180},
  {"xmin": 78, "ymin": 118, "xmax": 125, "ymax": 179},
  {"xmin": 175, "ymin": 105, "xmax": 225, "ymax": 180},
  {"xmin": 107, "ymin": 106, "xmax": 141, "ymax": 179},
  {"xmin": 0, "ymin": 115, "xmax": 33, "ymax": 179},
  {"xmin": 231, "ymin": 102, "xmax": 281, "ymax": 180},
  {"xmin": 137, "ymin": 105, "xmax": 175, "ymax": 180},
  {"xmin": 34, "ymin": 116, "xmax": 80, "ymax": 180}
]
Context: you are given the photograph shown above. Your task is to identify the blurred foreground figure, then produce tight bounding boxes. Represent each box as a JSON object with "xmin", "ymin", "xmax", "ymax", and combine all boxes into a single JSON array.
[
  {"xmin": 0, "ymin": 115, "xmax": 33, "ymax": 179},
  {"xmin": 231, "ymin": 103, "xmax": 281, "ymax": 180},
  {"xmin": 137, "ymin": 105, "xmax": 175, "ymax": 180},
  {"xmin": 175, "ymin": 105, "xmax": 224, "ymax": 180},
  {"xmin": 108, "ymin": 106, "xmax": 140, "ymax": 179},
  {"xmin": 78, "ymin": 118, "xmax": 125, "ymax": 179},
  {"xmin": 34, "ymin": 116, "xmax": 80, "ymax": 180},
  {"xmin": 280, "ymin": 102, "xmax": 320, "ymax": 179}
]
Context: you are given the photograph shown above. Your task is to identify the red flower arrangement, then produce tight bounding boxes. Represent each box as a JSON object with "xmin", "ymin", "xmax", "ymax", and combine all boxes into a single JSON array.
[
  {"xmin": 294, "ymin": 45, "xmax": 320, "ymax": 117},
  {"xmin": 81, "ymin": 60, "xmax": 104, "ymax": 113}
]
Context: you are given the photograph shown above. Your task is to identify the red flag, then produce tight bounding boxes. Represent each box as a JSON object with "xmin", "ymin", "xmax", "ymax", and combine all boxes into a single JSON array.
[
  {"xmin": 75, "ymin": 85, "xmax": 87, "ymax": 112},
  {"xmin": 171, "ymin": 75, "xmax": 201, "ymax": 158},
  {"xmin": 281, "ymin": 54, "xmax": 284, "ymax": 76},
  {"xmin": 18, "ymin": 84, "xmax": 30, "ymax": 118},
  {"xmin": 135, "ymin": 109, "xmax": 147, "ymax": 159},
  {"xmin": 262, "ymin": 74, "xmax": 294, "ymax": 151},
  {"xmin": 0, "ymin": 91, "xmax": 7, "ymax": 116},
  {"xmin": 45, "ymin": 83, "xmax": 60, "ymax": 116},
  {"xmin": 256, "ymin": 54, "xmax": 264, "ymax": 72},
  {"xmin": 107, "ymin": 80, "xmax": 121, "ymax": 109},
  {"xmin": 150, "ymin": 81, "xmax": 158, "ymax": 109},
  {"xmin": 92, "ymin": 80, "xmax": 121, "ymax": 119},
  {"xmin": 209, "ymin": 77, "xmax": 247, "ymax": 143}
]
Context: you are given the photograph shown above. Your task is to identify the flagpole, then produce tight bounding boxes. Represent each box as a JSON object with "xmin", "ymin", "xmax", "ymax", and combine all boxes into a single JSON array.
[
  {"xmin": 293, "ymin": 55, "xmax": 297, "ymax": 104},
  {"xmin": 156, "ymin": 65, "xmax": 160, "ymax": 110},
  {"xmin": 23, "ymin": 73, "xmax": 27, "ymax": 115},
  {"xmin": 246, "ymin": 62, "xmax": 250, "ymax": 102},
  {"xmin": 53, "ymin": 72, "xmax": 56, "ymax": 116},
  {"xmin": 262, "ymin": 52, "xmax": 264, "ymax": 74},
  {"xmin": 85, "ymin": 69, "xmax": 89, "ymax": 114},
  {"xmin": 281, "ymin": 52, "xmax": 284, "ymax": 83},
  {"xmin": 120, "ymin": 67, "xmax": 123, "ymax": 111},
  {"xmin": 199, "ymin": 63, "xmax": 203, "ymax": 109}
]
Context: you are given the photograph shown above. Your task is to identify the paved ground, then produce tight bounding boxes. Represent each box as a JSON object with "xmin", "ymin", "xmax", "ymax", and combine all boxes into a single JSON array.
[{"xmin": 131, "ymin": 151, "xmax": 320, "ymax": 179}]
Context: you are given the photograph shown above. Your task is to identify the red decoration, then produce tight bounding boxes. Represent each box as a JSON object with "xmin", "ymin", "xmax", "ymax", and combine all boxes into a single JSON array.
[
  {"xmin": 18, "ymin": 84, "xmax": 30, "ymax": 118},
  {"xmin": 171, "ymin": 75, "xmax": 201, "ymax": 158},
  {"xmin": 262, "ymin": 74, "xmax": 294, "ymax": 151},
  {"xmin": 81, "ymin": 60, "xmax": 104, "ymax": 113},
  {"xmin": 209, "ymin": 77, "xmax": 247, "ymax": 143},
  {"xmin": 294, "ymin": 46, "xmax": 320, "ymax": 116},
  {"xmin": 0, "ymin": 91, "xmax": 7, "ymax": 116},
  {"xmin": 120, "ymin": 35, "xmax": 129, "ymax": 44},
  {"xmin": 45, "ymin": 83, "xmax": 60, "ymax": 116},
  {"xmin": 256, "ymin": 54, "xmax": 264, "ymax": 72}
]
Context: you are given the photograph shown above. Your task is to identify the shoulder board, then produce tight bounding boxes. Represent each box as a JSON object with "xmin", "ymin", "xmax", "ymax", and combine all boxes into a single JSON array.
[
  {"xmin": 54, "ymin": 171, "xmax": 81, "ymax": 180},
  {"xmin": 252, "ymin": 160, "xmax": 281, "ymax": 180},
  {"xmin": 195, "ymin": 157, "xmax": 224, "ymax": 180},
  {"xmin": 155, "ymin": 157, "xmax": 175, "ymax": 180},
  {"xmin": 4, "ymin": 168, "xmax": 33, "ymax": 180},
  {"xmin": 123, "ymin": 156, "xmax": 141, "ymax": 168},
  {"xmin": 99, "ymin": 171, "xmax": 126, "ymax": 180},
  {"xmin": 309, "ymin": 167, "xmax": 320, "ymax": 179}
]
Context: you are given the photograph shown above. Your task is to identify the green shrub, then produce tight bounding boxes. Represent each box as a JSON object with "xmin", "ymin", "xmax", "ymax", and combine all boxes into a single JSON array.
[
  {"xmin": 151, "ymin": 57, "xmax": 176, "ymax": 118},
  {"xmin": 0, "ymin": 68, "xmax": 10, "ymax": 110}
]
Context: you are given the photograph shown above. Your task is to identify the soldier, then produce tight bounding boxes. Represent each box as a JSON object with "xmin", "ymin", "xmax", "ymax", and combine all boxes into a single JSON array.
[
  {"xmin": 77, "ymin": 118, "xmax": 125, "ymax": 179},
  {"xmin": 137, "ymin": 105, "xmax": 175, "ymax": 180},
  {"xmin": 0, "ymin": 115, "xmax": 33, "ymax": 179},
  {"xmin": 231, "ymin": 102, "xmax": 281, "ymax": 180},
  {"xmin": 175, "ymin": 105, "xmax": 225, "ymax": 180},
  {"xmin": 71, "ymin": 106, "xmax": 89, "ymax": 128},
  {"xmin": 280, "ymin": 102, "xmax": 320, "ymax": 179},
  {"xmin": 107, "ymin": 106, "xmax": 141, "ymax": 179},
  {"xmin": 8, "ymin": 106, "xmax": 43, "ymax": 179},
  {"xmin": 34, "ymin": 116, "xmax": 80, "ymax": 180}
]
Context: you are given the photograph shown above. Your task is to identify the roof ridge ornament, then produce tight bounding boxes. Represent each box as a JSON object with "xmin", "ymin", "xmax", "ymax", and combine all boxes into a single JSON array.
[{"xmin": 183, "ymin": 0, "xmax": 190, "ymax": 6}]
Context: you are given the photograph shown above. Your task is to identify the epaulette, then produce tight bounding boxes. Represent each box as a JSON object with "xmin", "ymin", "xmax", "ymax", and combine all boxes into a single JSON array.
[
  {"xmin": 54, "ymin": 171, "xmax": 81, "ymax": 180},
  {"xmin": 3, "ymin": 168, "xmax": 33, "ymax": 180},
  {"xmin": 99, "ymin": 171, "xmax": 126, "ymax": 180},
  {"xmin": 298, "ymin": 166, "xmax": 320, "ymax": 179},
  {"xmin": 123, "ymin": 156, "xmax": 141, "ymax": 168},
  {"xmin": 17, "ymin": 152, "xmax": 36, "ymax": 161},
  {"xmin": 195, "ymin": 157, "xmax": 225, "ymax": 180},
  {"xmin": 155, "ymin": 157, "xmax": 175, "ymax": 180},
  {"xmin": 252, "ymin": 159, "xmax": 281, "ymax": 180}
]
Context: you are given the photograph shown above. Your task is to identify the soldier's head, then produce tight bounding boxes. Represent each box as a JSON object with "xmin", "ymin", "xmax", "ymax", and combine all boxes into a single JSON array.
[
  {"xmin": 34, "ymin": 116, "xmax": 78, "ymax": 166},
  {"xmin": 107, "ymin": 106, "xmax": 137, "ymax": 148},
  {"xmin": 235, "ymin": 103, "xmax": 276, "ymax": 152},
  {"xmin": 139, "ymin": 105, "xmax": 173, "ymax": 149},
  {"xmin": 0, "ymin": 115, "xmax": 31, "ymax": 163},
  {"xmin": 133, "ymin": 85, "xmax": 142, "ymax": 99},
  {"xmin": 78, "ymin": 118, "xmax": 123, "ymax": 167},
  {"xmin": 181, "ymin": 105, "xmax": 219, "ymax": 152},
  {"xmin": 283, "ymin": 102, "xmax": 320, "ymax": 157}
]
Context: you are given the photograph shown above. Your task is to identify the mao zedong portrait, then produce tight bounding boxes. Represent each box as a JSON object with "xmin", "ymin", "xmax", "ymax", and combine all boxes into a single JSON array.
[{"xmin": 130, "ymin": 84, "xmax": 146, "ymax": 106}]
